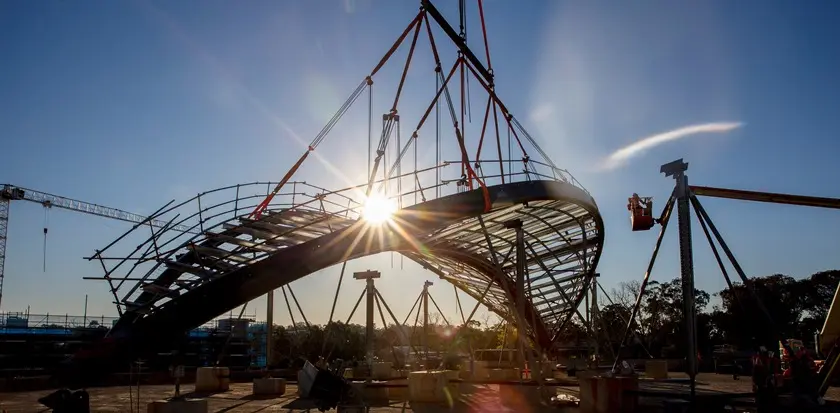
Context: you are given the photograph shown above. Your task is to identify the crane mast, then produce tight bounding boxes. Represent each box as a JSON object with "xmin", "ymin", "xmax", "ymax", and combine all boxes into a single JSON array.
[{"xmin": 0, "ymin": 184, "xmax": 192, "ymax": 310}]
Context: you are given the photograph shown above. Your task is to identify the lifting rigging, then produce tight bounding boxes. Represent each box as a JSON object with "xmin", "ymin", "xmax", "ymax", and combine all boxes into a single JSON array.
[
  {"xmin": 619, "ymin": 158, "xmax": 840, "ymax": 401},
  {"xmin": 0, "ymin": 184, "xmax": 193, "ymax": 310},
  {"xmin": 60, "ymin": 2, "xmax": 602, "ymax": 397},
  {"xmin": 239, "ymin": 0, "xmax": 577, "ymax": 365},
  {"xmin": 248, "ymin": 0, "xmax": 560, "ymax": 220}
]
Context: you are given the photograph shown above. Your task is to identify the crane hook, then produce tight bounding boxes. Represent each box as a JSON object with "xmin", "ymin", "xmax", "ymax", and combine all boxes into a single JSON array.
[{"xmin": 42, "ymin": 201, "xmax": 52, "ymax": 272}]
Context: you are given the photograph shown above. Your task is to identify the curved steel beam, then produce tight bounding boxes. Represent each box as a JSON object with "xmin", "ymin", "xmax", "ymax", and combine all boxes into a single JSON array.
[{"xmin": 75, "ymin": 180, "xmax": 602, "ymax": 373}]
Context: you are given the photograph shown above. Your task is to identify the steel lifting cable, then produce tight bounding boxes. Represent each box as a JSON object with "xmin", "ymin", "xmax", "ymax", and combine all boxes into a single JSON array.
[
  {"xmin": 473, "ymin": 95, "xmax": 492, "ymax": 164},
  {"xmin": 251, "ymin": 79, "xmax": 368, "ymax": 219},
  {"xmin": 447, "ymin": 61, "xmax": 490, "ymax": 209},
  {"xmin": 417, "ymin": 14, "xmax": 491, "ymax": 209},
  {"xmin": 439, "ymin": 55, "xmax": 488, "ymax": 206},
  {"xmin": 474, "ymin": 0, "xmax": 507, "ymax": 185},
  {"xmin": 511, "ymin": 116, "xmax": 557, "ymax": 170},
  {"xmin": 476, "ymin": 0, "xmax": 493, "ymax": 71},
  {"xmin": 459, "ymin": 45, "xmax": 467, "ymax": 180},
  {"xmin": 456, "ymin": 0, "xmax": 473, "ymax": 126},
  {"xmin": 365, "ymin": 15, "xmax": 424, "ymax": 197},
  {"xmin": 461, "ymin": 59, "xmax": 535, "ymax": 170},
  {"xmin": 390, "ymin": 59, "xmax": 460, "ymax": 183},
  {"xmin": 252, "ymin": 11, "xmax": 424, "ymax": 219},
  {"xmin": 386, "ymin": 59, "xmax": 459, "ymax": 180}
]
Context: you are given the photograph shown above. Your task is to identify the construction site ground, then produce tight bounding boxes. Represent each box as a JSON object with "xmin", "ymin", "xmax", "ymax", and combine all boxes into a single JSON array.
[{"xmin": 2, "ymin": 373, "xmax": 839, "ymax": 412}]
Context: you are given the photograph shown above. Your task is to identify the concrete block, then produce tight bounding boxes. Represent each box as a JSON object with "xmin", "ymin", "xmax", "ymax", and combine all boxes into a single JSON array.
[
  {"xmin": 349, "ymin": 381, "xmax": 389, "ymax": 401},
  {"xmin": 387, "ymin": 378, "xmax": 408, "ymax": 401},
  {"xmin": 147, "ymin": 399, "xmax": 208, "ymax": 413},
  {"xmin": 488, "ymin": 368, "xmax": 519, "ymax": 381},
  {"xmin": 579, "ymin": 375, "xmax": 639, "ymax": 413},
  {"xmin": 407, "ymin": 370, "xmax": 449, "ymax": 403},
  {"xmin": 645, "ymin": 360, "xmax": 669, "ymax": 379},
  {"xmin": 252, "ymin": 377, "xmax": 286, "ymax": 395},
  {"xmin": 371, "ymin": 362, "xmax": 392, "ymax": 379},
  {"xmin": 194, "ymin": 367, "xmax": 230, "ymax": 393}
]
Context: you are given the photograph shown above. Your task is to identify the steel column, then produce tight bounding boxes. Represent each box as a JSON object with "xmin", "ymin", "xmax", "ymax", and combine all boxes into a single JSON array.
[
  {"xmin": 504, "ymin": 218, "xmax": 541, "ymax": 382},
  {"xmin": 661, "ymin": 159, "xmax": 697, "ymax": 397},
  {"xmin": 354, "ymin": 270, "xmax": 381, "ymax": 375},
  {"xmin": 266, "ymin": 290, "xmax": 274, "ymax": 368},
  {"xmin": 591, "ymin": 273, "xmax": 600, "ymax": 362},
  {"xmin": 423, "ymin": 280, "xmax": 432, "ymax": 365}
]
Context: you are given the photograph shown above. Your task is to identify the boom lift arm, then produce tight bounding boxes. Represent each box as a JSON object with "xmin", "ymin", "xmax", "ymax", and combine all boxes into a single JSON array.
[{"xmin": 0, "ymin": 184, "xmax": 192, "ymax": 310}]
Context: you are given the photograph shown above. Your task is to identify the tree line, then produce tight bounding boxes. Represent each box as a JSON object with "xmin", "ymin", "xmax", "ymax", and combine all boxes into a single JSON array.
[
  {"xmin": 260, "ymin": 313, "xmax": 526, "ymax": 368},
  {"xmin": 568, "ymin": 270, "xmax": 840, "ymax": 359},
  {"xmin": 256, "ymin": 270, "xmax": 840, "ymax": 366}
]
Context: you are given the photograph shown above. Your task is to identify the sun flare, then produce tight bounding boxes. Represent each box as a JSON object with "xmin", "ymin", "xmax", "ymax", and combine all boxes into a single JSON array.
[{"xmin": 362, "ymin": 194, "xmax": 397, "ymax": 224}]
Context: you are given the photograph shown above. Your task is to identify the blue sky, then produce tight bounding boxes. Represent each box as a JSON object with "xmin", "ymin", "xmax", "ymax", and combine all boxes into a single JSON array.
[{"xmin": 1, "ymin": 0, "xmax": 839, "ymax": 328}]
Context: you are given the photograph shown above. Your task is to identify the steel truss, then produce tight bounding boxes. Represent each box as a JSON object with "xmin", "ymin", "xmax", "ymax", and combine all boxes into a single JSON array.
[{"xmin": 80, "ymin": 0, "xmax": 605, "ymax": 373}]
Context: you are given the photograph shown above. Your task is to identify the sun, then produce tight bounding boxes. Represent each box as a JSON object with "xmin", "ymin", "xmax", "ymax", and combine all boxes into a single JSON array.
[{"xmin": 362, "ymin": 194, "xmax": 397, "ymax": 224}]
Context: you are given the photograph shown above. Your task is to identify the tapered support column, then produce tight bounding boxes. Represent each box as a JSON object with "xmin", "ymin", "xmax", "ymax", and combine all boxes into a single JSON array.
[
  {"xmin": 266, "ymin": 290, "xmax": 274, "ymax": 369},
  {"xmin": 503, "ymin": 218, "xmax": 541, "ymax": 382},
  {"xmin": 661, "ymin": 159, "xmax": 697, "ymax": 397},
  {"xmin": 354, "ymin": 270, "xmax": 381, "ymax": 375},
  {"xmin": 422, "ymin": 280, "xmax": 433, "ymax": 366}
]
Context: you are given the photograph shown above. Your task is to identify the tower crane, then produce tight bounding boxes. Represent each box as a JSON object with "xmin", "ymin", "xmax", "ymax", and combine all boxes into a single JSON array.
[{"xmin": 0, "ymin": 184, "xmax": 193, "ymax": 310}]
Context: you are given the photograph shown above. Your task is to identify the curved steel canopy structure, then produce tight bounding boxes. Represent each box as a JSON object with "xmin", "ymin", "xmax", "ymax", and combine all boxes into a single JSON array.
[
  {"xmin": 80, "ymin": 0, "xmax": 606, "ymax": 368},
  {"xmin": 87, "ymin": 179, "xmax": 602, "ymax": 363}
]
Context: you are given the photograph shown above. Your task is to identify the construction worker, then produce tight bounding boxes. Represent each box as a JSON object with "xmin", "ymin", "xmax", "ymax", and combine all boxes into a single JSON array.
[
  {"xmin": 751, "ymin": 345, "xmax": 778, "ymax": 412},
  {"xmin": 788, "ymin": 346, "xmax": 823, "ymax": 406}
]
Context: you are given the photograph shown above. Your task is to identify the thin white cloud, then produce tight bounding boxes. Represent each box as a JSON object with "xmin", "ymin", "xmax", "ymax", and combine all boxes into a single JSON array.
[
  {"xmin": 529, "ymin": 103, "xmax": 554, "ymax": 123},
  {"xmin": 601, "ymin": 122, "xmax": 743, "ymax": 171}
]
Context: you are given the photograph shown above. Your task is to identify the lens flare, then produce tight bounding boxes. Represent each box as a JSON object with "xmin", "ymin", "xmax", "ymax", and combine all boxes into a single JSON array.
[{"xmin": 362, "ymin": 194, "xmax": 397, "ymax": 224}]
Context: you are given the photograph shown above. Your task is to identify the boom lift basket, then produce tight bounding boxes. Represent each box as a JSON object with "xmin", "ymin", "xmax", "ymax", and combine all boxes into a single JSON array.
[{"xmin": 628, "ymin": 193, "xmax": 655, "ymax": 231}]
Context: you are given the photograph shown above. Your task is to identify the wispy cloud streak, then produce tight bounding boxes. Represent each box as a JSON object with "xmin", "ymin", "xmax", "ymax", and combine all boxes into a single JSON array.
[{"xmin": 602, "ymin": 122, "xmax": 743, "ymax": 170}]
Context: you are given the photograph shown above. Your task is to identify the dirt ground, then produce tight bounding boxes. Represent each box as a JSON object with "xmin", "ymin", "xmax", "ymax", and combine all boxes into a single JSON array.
[{"xmin": 1, "ymin": 373, "xmax": 839, "ymax": 412}]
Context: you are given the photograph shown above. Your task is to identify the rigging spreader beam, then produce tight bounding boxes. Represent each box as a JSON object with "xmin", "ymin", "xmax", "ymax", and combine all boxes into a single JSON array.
[
  {"xmin": 690, "ymin": 185, "xmax": 840, "ymax": 209},
  {"xmin": 421, "ymin": 0, "xmax": 493, "ymax": 86}
]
